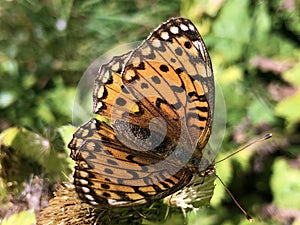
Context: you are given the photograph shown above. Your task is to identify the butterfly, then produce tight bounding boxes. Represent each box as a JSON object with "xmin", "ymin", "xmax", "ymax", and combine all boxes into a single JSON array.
[{"xmin": 68, "ymin": 17, "xmax": 215, "ymax": 207}]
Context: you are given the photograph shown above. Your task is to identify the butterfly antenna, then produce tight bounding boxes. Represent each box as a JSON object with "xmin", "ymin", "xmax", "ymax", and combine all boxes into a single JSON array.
[
  {"xmin": 213, "ymin": 133, "xmax": 272, "ymax": 221},
  {"xmin": 214, "ymin": 173, "xmax": 252, "ymax": 221},
  {"xmin": 215, "ymin": 133, "xmax": 272, "ymax": 164}
]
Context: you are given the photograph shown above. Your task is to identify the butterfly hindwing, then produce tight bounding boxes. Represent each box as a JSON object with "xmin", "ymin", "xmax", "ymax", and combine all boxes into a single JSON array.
[{"xmin": 69, "ymin": 118, "xmax": 193, "ymax": 206}]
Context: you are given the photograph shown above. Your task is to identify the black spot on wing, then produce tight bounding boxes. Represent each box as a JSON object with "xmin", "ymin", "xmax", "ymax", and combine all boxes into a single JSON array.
[
  {"xmin": 135, "ymin": 62, "xmax": 145, "ymax": 70},
  {"xmin": 175, "ymin": 67, "xmax": 183, "ymax": 75},
  {"xmin": 159, "ymin": 64, "xmax": 169, "ymax": 72},
  {"xmin": 101, "ymin": 184, "xmax": 110, "ymax": 189},
  {"xmin": 184, "ymin": 41, "xmax": 192, "ymax": 49}
]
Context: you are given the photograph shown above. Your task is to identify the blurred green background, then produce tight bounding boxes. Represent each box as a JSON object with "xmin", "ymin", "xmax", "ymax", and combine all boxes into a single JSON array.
[{"xmin": 0, "ymin": 0, "xmax": 299, "ymax": 224}]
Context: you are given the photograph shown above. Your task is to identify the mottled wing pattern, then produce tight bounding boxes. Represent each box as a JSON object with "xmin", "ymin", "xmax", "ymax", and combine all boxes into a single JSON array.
[
  {"xmin": 75, "ymin": 51, "xmax": 174, "ymax": 159},
  {"xmin": 93, "ymin": 51, "xmax": 181, "ymax": 156},
  {"xmin": 122, "ymin": 17, "xmax": 214, "ymax": 151},
  {"xmin": 68, "ymin": 118, "xmax": 193, "ymax": 206},
  {"xmin": 69, "ymin": 17, "xmax": 214, "ymax": 207},
  {"xmin": 93, "ymin": 51, "xmax": 135, "ymax": 122}
]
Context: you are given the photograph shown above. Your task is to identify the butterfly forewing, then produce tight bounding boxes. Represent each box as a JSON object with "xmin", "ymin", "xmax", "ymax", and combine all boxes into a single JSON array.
[
  {"xmin": 93, "ymin": 51, "xmax": 181, "ymax": 154},
  {"xmin": 69, "ymin": 17, "xmax": 214, "ymax": 207},
  {"xmin": 122, "ymin": 17, "xmax": 214, "ymax": 150}
]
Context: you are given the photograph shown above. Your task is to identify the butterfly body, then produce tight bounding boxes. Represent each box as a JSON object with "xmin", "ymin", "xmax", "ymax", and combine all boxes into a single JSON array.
[{"xmin": 68, "ymin": 17, "xmax": 214, "ymax": 207}]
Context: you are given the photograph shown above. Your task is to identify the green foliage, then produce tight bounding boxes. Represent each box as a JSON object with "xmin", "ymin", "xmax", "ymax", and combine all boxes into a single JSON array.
[
  {"xmin": 1, "ymin": 0, "xmax": 300, "ymax": 224},
  {"xmin": 0, "ymin": 126, "xmax": 74, "ymax": 187},
  {"xmin": 271, "ymin": 158, "xmax": 300, "ymax": 209},
  {"xmin": 275, "ymin": 60, "xmax": 300, "ymax": 130},
  {"xmin": 0, "ymin": 0, "xmax": 180, "ymax": 129},
  {"xmin": 0, "ymin": 210, "xmax": 35, "ymax": 225}
]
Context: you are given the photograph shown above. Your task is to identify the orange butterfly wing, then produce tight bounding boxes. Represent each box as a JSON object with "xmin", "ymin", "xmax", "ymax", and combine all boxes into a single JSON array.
[
  {"xmin": 122, "ymin": 17, "xmax": 214, "ymax": 153},
  {"xmin": 69, "ymin": 118, "xmax": 193, "ymax": 206},
  {"xmin": 69, "ymin": 17, "xmax": 214, "ymax": 207}
]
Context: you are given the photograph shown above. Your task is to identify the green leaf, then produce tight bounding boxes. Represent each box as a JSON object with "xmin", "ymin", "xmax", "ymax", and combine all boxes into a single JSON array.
[
  {"xmin": 0, "ymin": 127, "xmax": 19, "ymax": 146},
  {"xmin": 271, "ymin": 158, "xmax": 300, "ymax": 209},
  {"xmin": 252, "ymin": 1, "xmax": 271, "ymax": 43},
  {"xmin": 283, "ymin": 60, "xmax": 300, "ymax": 86},
  {"xmin": 1, "ymin": 210, "xmax": 36, "ymax": 225},
  {"xmin": 274, "ymin": 91, "xmax": 300, "ymax": 130},
  {"xmin": 0, "ymin": 126, "xmax": 72, "ymax": 183},
  {"xmin": 247, "ymin": 98, "xmax": 275, "ymax": 125},
  {"xmin": 212, "ymin": 0, "xmax": 251, "ymax": 62}
]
